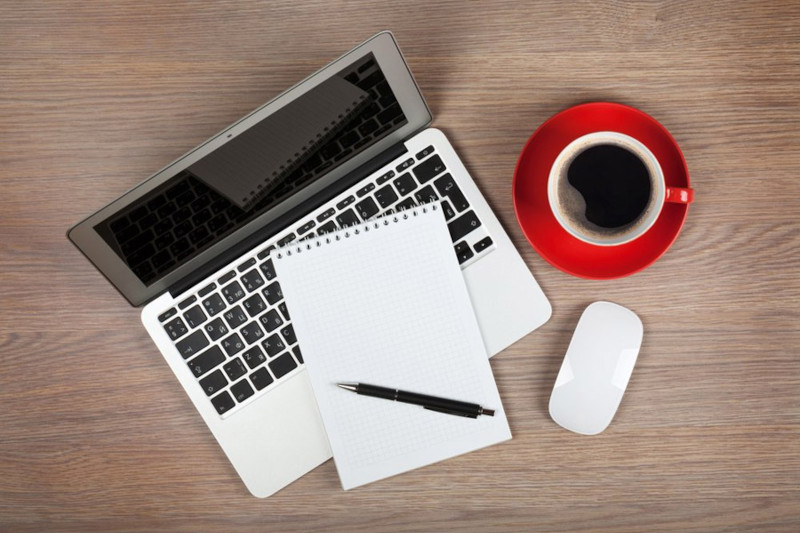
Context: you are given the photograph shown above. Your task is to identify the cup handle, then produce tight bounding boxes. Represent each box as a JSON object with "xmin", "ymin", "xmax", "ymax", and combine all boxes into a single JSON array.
[{"xmin": 665, "ymin": 186, "xmax": 694, "ymax": 204}]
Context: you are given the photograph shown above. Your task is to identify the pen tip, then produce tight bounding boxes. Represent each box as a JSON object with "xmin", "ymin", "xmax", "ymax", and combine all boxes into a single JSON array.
[{"xmin": 336, "ymin": 383, "xmax": 358, "ymax": 392}]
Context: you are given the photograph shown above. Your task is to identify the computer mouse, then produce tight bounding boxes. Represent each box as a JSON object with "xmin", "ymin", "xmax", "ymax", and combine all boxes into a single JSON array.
[{"xmin": 548, "ymin": 301, "xmax": 643, "ymax": 435}]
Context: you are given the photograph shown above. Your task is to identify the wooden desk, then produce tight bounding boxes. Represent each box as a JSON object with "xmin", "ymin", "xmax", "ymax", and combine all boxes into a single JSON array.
[{"xmin": 2, "ymin": 1, "xmax": 798, "ymax": 531}]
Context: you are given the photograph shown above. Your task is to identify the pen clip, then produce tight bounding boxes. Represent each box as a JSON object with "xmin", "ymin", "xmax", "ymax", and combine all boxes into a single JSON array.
[{"xmin": 424, "ymin": 405, "xmax": 478, "ymax": 419}]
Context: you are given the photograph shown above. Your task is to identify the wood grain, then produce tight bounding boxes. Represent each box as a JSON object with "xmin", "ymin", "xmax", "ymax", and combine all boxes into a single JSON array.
[{"xmin": 1, "ymin": 1, "xmax": 799, "ymax": 531}]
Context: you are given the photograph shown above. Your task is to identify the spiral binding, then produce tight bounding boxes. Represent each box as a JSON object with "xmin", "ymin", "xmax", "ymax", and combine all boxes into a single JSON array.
[{"xmin": 275, "ymin": 203, "xmax": 439, "ymax": 259}]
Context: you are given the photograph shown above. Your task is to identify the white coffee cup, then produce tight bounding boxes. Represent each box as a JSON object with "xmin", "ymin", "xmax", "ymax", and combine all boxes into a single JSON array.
[{"xmin": 547, "ymin": 131, "xmax": 689, "ymax": 246}]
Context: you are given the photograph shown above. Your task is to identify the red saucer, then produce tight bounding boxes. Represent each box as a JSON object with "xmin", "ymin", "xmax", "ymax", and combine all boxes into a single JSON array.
[{"xmin": 512, "ymin": 102, "xmax": 692, "ymax": 279}]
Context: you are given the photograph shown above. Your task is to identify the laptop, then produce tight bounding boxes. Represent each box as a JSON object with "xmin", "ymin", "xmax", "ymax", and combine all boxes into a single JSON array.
[{"xmin": 68, "ymin": 31, "xmax": 551, "ymax": 497}]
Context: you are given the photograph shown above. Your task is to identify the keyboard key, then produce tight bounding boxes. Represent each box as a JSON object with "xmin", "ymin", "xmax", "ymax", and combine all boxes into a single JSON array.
[
  {"xmin": 415, "ymin": 145, "xmax": 434, "ymax": 160},
  {"xmin": 218, "ymin": 270, "xmax": 236, "ymax": 284},
  {"xmin": 336, "ymin": 195, "xmax": 355, "ymax": 210},
  {"xmin": 474, "ymin": 236, "xmax": 493, "ymax": 253},
  {"xmin": 448, "ymin": 210, "xmax": 482, "ymax": 242},
  {"xmin": 376, "ymin": 170, "xmax": 395, "ymax": 185},
  {"xmin": 198, "ymin": 283, "xmax": 216, "ymax": 298},
  {"xmin": 187, "ymin": 346, "xmax": 225, "ymax": 377},
  {"xmin": 335, "ymin": 148, "xmax": 353, "ymax": 162},
  {"xmin": 221, "ymin": 333, "xmax": 245, "ymax": 356},
  {"xmin": 358, "ymin": 100, "xmax": 381, "ymax": 117},
  {"xmin": 158, "ymin": 308, "xmax": 177, "ymax": 322},
  {"xmin": 317, "ymin": 221, "xmax": 336, "ymax": 234},
  {"xmin": 262, "ymin": 281, "xmax": 283, "ymax": 305},
  {"xmin": 352, "ymin": 138, "xmax": 370, "ymax": 151},
  {"xmin": 129, "ymin": 205, "xmax": 149, "ymax": 220},
  {"xmin": 166, "ymin": 181, "xmax": 190, "ymax": 200},
  {"xmin": 339, "ymin": 131, "xmax": 359, "ymax": 148},
  {"xmin": 222, "ymin": 305, "xmax": 247, "ymax": 329},
  {"xmin": 292, "ymin": 345, "xmax": 303, "ymax": 364},
  {"xmin": 262, "ymin": 333, "xmax": 286, "ymax": 357},
  {"xmin": 249, "ymin": 367, "xmax": 274, "ymax": 391},
  {"xmin": 269, "ymin": 352, "xmax": 298, "ymax": 379},
  {"xmin": 454, "ymin": 240, "xmax": 474, "ymax": 264},
  {"xmin": 259, "ymin": 259, "xmax": 276, "ymax": 281},
  {"xmin": 278, "ymin": 302, "xmax": 290, "ymax": 320},
  {"xmin": 177, "ymin": 295, "xmax": 196, "ymax": 310},
  {"xmin": 259, "ymin": 309, "xmax": 284, "ymax": 333},
  {"xmin": 356, "ymin": 183, "xmax": 376, "ymax": 197},
  {"xmin": 441, "ymin": 200, "xmax": 456, "ymax": 220},
  {"xmin": 221, "ymin": 281, "xmax": 246, "ymax": 304},
  {"xmin": 355, "ymin": 197, "xmax": 379, "ymax": 220},
  {"xmin": 298, "ymin": 150, "xmax": 317, "ymax": 168},
  {"xmin": 175, "ymin": 192, "xmax": 194, "ymax": 208},
  {"xmin": 202, "ymin": 294, "xmax": 226, "ymax": 316},
  {"xmin": 163, "ymin": 317, "xmax": 188, "ymax": 340},
  {"xmin": 199, "ymin": 369, "xmax": 227, "ymax": 396},
  {"xmin": 281, "ymin": 324, "xmax": 297, "ymax": 345},
  {"xmin": 189, "ymin": 219, "xmax": 211, "ymax": 240},
  {"xmin": 434, "ymin": 174, "xmax": 470, "ymax": 212},
  {"xmin": 393, "ymin": 173, "xmax": 417, "ymax": 196},
  {"xmin": 203, "ymin": 317, "xmax": 229, "ymax": 341},
  {"xmin": 231, "ymin": 379, "xmax": 254, "ymax": 403},
  {"xmin": 378, "ymin": 93, "xmax": 394, "ymax": 108},
  {"xmin": 297, "ymin": 220, "xmax": 316, "ymax": 235},
  {"xmin": 183, "ymin": 305, "xmax": 207, "ymax": 329},
  {"xmin": 242, "ymin": 346, "xmax": 267, "ymax": 369},
  {"xmin": 242, "ymin": 294, "xmax": 266, "ymax": 317},
  {"xmin": 237, "ymin": 258, "xmax": 256, "ymax": 272},
  {"xmin": 223, "ymin": 358, "xmax": 247, "ymax": 381},
  {"xmin": 175, "ymin": 329, "xmax": 209, "ymax": 359},
  {"xmin": 241, "ymin": 269, "xmax": 264, "ymax": 292},
  {"xmin": 358, "ymin": 118, "xmax": 379, "ymax": 137},
  {"xmin": 396, "ymin": 158, "xmax": 414, "ymax": 172},
  {"xmin": 377, "ymin": 104, "xmax": 402, "ymax": 124},
  {"xmin": 256, "ymin": 245, "xmax": 275, "ymax": 260},
  {"xmin": 316, "ymin": 208, "xmax": 335, "ymax": 222},
  {"xmin": 211, "ymin": 391, "xmax": 235, "ymax": 415},
  {"xmin": 115, "ymin": 225, "xmax": 140, "ymax": 246},
  {"xmin": 110, "ymin": 216, "xmax": 130, "ymax": 232},
  {"xmin": 207, "ymin": 214, "xmax": 227, "ymax": 232},
  {"xmin": 336, "ymin": 209, "xmax": 359, "ymax": 227},
  {"xmin": 276, "ymin": 233, "xmax": 296, "ymax": 247},
  {"xmin": 321, "ymin": 142, "xmax": 341, "ymax": 160},
  {"xmin": 240, "ymin": 321, "xmax": 265, "ymax": 344},
  {"xmin": 374, "ymin": 184, "xmax": 399, "ymax": 208},
  {"xmin": 414, "ymin": 185, "xmax": 438, "ymax": 205},
  {"xmin": 413, "ymin": 154, "xmax": 446, "ymax": 183},
  {"xmin": 168, "ymin": 236, "xmax": 189, "ymax": 256},
  {"xmin": 395, "ymin": 198, "xmax": 416, "ymax": 211}
]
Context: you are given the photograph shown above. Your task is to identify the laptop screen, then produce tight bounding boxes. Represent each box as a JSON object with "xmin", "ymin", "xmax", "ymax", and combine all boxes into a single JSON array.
[{"xmin": 93, "ymin": 53, "xmax": 408, "ymax": 286}]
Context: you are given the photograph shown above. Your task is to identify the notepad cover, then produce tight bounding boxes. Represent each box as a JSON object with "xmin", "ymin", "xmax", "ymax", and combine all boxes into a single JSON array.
[{"xmin": 273, "ymin": 205, "xmax": 511, "ymax": 490}]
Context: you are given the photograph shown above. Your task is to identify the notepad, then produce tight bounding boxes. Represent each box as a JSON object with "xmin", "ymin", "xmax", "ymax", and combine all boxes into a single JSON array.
[{"xmin": 273, "ymin": 204, "xmax": 511, "ymax": 490}]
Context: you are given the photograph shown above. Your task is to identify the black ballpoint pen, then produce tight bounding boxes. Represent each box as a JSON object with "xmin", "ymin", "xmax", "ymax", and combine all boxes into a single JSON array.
[{"xmin": 336, "ymin": 383, "xmax": 495, "ymax": 418}]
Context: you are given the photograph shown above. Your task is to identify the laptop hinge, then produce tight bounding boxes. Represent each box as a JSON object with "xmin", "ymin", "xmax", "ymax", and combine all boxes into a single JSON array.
[{"xmin": 168, "ymin": 142, "xmax": 409, "ymax": 298}]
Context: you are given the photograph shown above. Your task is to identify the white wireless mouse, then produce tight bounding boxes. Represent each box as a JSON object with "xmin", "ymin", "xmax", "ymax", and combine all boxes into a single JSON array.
[{"xmin": 549, "ymin": 301, "xmax": 643, "ymax": 435}]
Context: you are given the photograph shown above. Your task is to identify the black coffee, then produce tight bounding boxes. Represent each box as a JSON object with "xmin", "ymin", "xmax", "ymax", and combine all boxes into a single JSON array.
[{"xmin": 566, "ymin": 144, "xmax": 651, "ymax": 228}]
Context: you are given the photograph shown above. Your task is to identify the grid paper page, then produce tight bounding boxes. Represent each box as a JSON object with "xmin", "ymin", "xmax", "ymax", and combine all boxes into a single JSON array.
[{"xmin": 273, "ymin": 205, "xmax": 511, "ymax": 490}]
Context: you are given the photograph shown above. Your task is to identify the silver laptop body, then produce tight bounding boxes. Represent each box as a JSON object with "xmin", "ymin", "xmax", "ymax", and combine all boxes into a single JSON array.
[{"xmin": 69, "ymin": 32, "xmax": 551, "ymax": 497}]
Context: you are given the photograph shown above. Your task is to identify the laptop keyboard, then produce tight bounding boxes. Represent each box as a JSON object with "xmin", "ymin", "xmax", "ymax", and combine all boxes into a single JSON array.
[{"xmin": 157, "ymin": 147, "xmax": 495, "ymax": 417}]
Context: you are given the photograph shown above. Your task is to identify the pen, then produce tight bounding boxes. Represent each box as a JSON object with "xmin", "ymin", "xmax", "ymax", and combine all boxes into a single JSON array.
[{"xmin": 336, "ymin": 382, "xmax": 495, "ymax": 418}]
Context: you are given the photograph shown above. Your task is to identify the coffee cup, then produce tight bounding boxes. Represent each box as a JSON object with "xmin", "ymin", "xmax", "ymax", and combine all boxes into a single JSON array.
[{"xmin": 547, "ymin": 131, "xmax": 694, "ymax": 246}]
